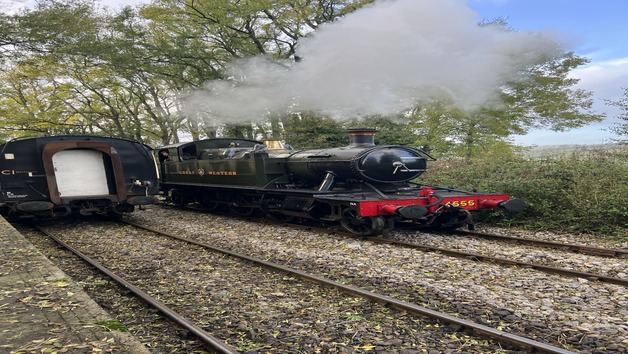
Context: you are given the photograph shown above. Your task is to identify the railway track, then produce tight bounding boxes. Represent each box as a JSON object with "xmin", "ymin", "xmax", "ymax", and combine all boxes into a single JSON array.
[
  {"xmin": 125, "ymin": 220, "xmax": 576, "ymax": 353},
  {"xmin": 31, "ymin": 219, "xmax": 576, "ymax": 353},
  {"xmin": 365, "ymin": 235, "xmax": 628, "ymax": 287},
  {"xmin": 169, "ymin": 199, "xmax": 628, "ymax": 266},
  {"xmin": 32, "ymin": 225, "xmax": 238, "ymax": 354},
  {"xmin": 255, "ymin": 218, "xmax": 628, "ymax": 286},
  {"xmin": 451, "ymin": 229, "xmax": 628, "ymax": 258}
]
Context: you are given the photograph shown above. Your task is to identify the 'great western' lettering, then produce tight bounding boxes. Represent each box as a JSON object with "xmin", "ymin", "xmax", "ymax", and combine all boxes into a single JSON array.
[{"xmin": 177, "ymin": 170, "xmax": 237, "ymax": 176}]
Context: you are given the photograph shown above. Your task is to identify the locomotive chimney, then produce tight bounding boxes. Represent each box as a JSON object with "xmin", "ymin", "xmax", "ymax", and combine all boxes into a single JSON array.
[{"xmin": 347, "ymin": 128, "xmax": 377, "ymax": 147}]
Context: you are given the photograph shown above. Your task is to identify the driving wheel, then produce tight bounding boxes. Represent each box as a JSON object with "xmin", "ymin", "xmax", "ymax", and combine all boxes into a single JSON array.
[{"xmin": 339, "ymin": 207, "xmax": 385, "ymax": 236}]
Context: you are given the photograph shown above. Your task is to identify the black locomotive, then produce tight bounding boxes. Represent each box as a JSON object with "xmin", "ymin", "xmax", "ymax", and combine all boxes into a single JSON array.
[
  {"xmin": 0, "ymin": 136, "xmax": 159, "ymax": 219},
  {"xmin": 156, "ymin": 129, "xmax": 524, "ymax": 235}
]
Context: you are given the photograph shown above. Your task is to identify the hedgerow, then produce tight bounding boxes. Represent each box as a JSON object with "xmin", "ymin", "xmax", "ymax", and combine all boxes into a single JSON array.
[{"xmin": 419, "ymin": 146, "xmax": 628, "ymax": 237}]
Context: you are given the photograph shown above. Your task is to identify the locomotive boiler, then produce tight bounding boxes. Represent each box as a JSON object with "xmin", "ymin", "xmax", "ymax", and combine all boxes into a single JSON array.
[
  {"xmin": 0, "ymin": 136, "xmax": 159, "ymax": 219},
  {"xmin": 157, "ymin": 129, "xmax": 524, "ymax": 235},
  {"xmin": 286, "ymin": 130, "xmax": 428, "ymax": 188}
]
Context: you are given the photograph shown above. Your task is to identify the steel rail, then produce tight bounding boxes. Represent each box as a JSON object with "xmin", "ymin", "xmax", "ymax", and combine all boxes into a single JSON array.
[
  {"xmin": 34, "ymin": 226, "xmax": 239, "ymax": 354},
  {"xmin": 125, "ymin": 220, "xmax": 576, "ymax": 354},
  {"xmin": 258, "ymin": 217, "xmax": 627, "ymax": 286},
  {"xmin": 195, "ymin": 211, "xmax": 627, "ymax": 286},
  {"xmin": 162, "ymin": 202, "xmax": 627, "ymax": 259},
  {"xmin": 367, "ymin": 237, "xmax": 628, "ymax": 287},
  {"xmin": 451, "ymin": 230, "xmax": 628, "ymax": 258}
]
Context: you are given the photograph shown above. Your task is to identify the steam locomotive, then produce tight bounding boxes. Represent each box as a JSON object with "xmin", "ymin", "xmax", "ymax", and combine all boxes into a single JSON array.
[
  {"xmin": 156, "ymin": 129, "xmax": 524, "ymax": 235},
  {"xmin": 0, "ymin": 136, "xmax": 159, "ymax": 219}
]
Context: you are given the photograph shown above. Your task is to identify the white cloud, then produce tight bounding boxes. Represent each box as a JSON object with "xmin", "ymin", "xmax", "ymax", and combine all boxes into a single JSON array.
[
  {"xmin": 572, "ymin": 57, "xmax": 628, "ymax": 129},
  {"xmin": 573, "ymin": 58, "xmax": 628, "ymax": 99}
]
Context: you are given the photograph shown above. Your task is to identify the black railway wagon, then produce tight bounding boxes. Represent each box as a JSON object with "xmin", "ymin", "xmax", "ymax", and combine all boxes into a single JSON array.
[{"xmin": 0, "ymin": 136, "xmax": 159, "ymax": 219}]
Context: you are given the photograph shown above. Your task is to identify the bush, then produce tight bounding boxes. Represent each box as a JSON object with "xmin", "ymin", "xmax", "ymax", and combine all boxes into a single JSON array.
[{"xmin": 419, "ymin": 146, "xmax": 628, "ymax": 236}]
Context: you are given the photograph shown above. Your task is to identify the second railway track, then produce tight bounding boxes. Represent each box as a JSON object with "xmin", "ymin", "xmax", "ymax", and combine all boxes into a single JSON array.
[
  {"xmin": 450, "ymin": 229, "xmax": 628, "ymax": 258},
  {"xmin": 365, "ymin": 235, "xmax": 628, "ymax": 287},
  {"xmin": 190, "ymin": 203, "xmax": 628, "ymax": 286}
]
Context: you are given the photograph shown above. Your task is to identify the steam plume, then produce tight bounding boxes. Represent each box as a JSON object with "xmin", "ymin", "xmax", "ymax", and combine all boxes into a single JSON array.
[{"xmin": 184, "ymin": 0, "xmax": 565, "ymax": 122}]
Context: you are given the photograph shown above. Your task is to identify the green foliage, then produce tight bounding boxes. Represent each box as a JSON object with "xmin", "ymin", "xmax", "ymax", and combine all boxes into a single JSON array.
[
  {"xmin": 0, "ymin": 56, "xmax": 89, "ymax": 138},
  {"xmin": 406, "ymin": 102, "xmax": 520, "ymax": 158},
  {"xmin": 500, "ymin": 51, "xmax": 604, "ymax": 131},
  {"xmin": 142, "ymin": 0, "xmax": 373, "ymax": 61},
  {"xmin": 421, "ymin": 146, "xmax": 628, "ymax": 236},
  {"xmin": 96, "ymin": 320, "xmax": 128, "ymax": 332},
  {"xmin": 403, "ymin": 50, "xmax": 604, "ymax": 159},
  {"xmin": 0, "ymin": 1, "xmax": 192, "ymax": 145},
  {"xmin": 0, "ymin": 0, "xmax": 605, "ymax": 154},
  {"xmin": 283, "ymin": 113, "xmax": 347, "ymax": 148},
  {"xmin": 605, "ymin": 87, "xmax": 628, "ymax": 142},
  {"xmin": 1, "ymin": 0, "xmax": 375, "ymax": 144}
]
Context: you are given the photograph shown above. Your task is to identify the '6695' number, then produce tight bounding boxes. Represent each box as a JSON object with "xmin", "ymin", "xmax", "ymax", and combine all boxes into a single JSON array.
[{"xmin": 445, "ymin": 200, "xmax": 476, "ymax": 207}]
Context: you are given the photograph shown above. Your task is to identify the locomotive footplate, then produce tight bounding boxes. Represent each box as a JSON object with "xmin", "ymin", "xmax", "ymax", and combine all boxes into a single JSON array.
[{"xmin": 313, "ymin": 187, "xmax": 522, "ymax": 219}]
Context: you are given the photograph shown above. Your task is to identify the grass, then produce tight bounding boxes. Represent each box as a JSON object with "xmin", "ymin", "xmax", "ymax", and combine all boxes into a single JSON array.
[{"xmin": 97, "ymin": 320, "xmax": 128, "ymax": 332}]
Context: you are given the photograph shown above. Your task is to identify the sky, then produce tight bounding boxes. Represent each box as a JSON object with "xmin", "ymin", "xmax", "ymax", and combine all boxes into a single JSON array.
[
  {"xmin": 5, "ymin": 0, "xmax": 627, "ymax": 146},
  {"xmin": 466, "ymin": 0, "xmax": 628, "ymax": 145}
]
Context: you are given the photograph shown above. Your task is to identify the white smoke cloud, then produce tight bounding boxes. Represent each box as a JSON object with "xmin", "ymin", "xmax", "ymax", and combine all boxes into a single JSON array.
[{"xmin": 184, "ymin": 0, "xmax": 566, "ymax": 122}]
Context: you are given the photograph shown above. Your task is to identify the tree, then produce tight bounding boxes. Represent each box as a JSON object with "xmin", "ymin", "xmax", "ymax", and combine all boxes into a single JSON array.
[
  {"xmin": 0, "ymin": 1, "xmax": 603, "ymax": 154},
  {"xmin": 605, "ymin": 87, "xmax": 628, "ymax": 142},
  {"xmin": 0, "ymin": 56, "xmax": 90, "ymax": 138},
  {"xmin": 0, "ymin": 0, "xmax": 192, "ymax": 144},
  {"xmin": 283, "ymin": 112, "xmax": 346, "ymax": 148},
  {"xmin": 405, "ymin": 50, "xmax": 604, "ymax": 159},
  {"xmin": 140, "ymin": 0, "xmax": 375, "ymax": 139},
  {"xmin": 142, "ymin": 0, "xmax": 374, "ymax": 60},
  {"xmin": 499, "ymin": 52, "xmax": 604, "ymax": 131},
  {"xmin": 1, "ymin": 0, "xmax": 377, "ymax": 143},
  {"xmin": 0, "ymin": 12, "xmax": 21, "ymax": 64}
]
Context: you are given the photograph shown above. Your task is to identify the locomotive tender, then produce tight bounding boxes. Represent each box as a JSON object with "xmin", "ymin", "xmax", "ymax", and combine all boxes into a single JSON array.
[
  {"xmin": 157, "ymin": 129, "xmax": 524, "ymax": 235},
  {"xmin": 0, "ymin": 136, "xmax": 159, "ymax": 219}
]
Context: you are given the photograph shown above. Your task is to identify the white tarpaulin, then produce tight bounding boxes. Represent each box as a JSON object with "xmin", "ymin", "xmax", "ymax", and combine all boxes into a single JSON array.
[{"xmin": 52, "ymin": 150, "xmax": 109, "ymax": 197}]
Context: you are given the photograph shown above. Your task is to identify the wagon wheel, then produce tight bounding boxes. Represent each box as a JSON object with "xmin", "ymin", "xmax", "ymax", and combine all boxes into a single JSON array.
[
  {"xmin": 339, "ymin": 208, "xmax": 385, "ymax": 236},
  {"xmin": 261, "ymin": 198, "xmax": 294, "ymax": 223},
  {"xmin": 228, "ymin": 197, "xmax": 256, "ymax": 216}
]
